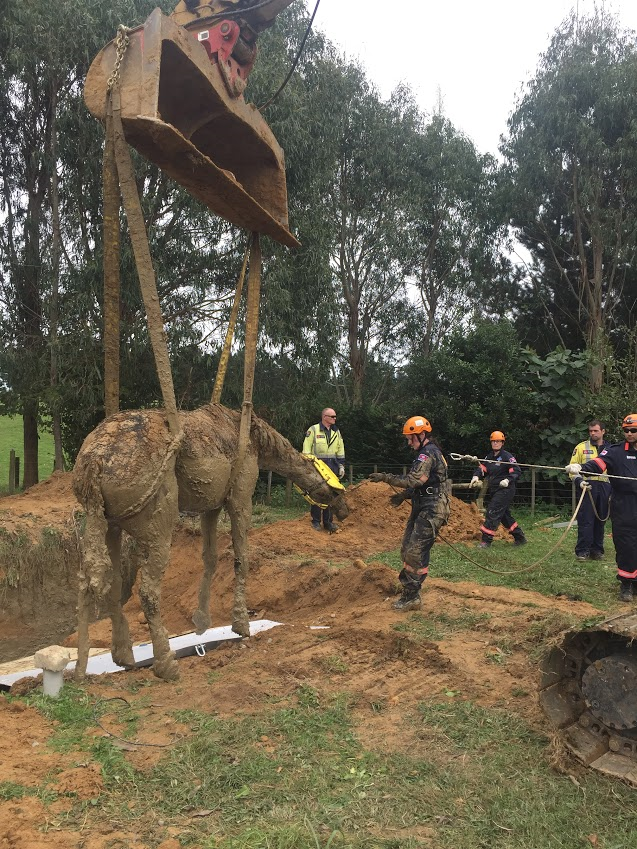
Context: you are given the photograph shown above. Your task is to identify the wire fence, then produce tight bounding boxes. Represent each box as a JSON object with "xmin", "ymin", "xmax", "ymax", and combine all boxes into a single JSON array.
[{"xmin": 257, "ymin": 461, "xmax": 579, "ymax": 515}]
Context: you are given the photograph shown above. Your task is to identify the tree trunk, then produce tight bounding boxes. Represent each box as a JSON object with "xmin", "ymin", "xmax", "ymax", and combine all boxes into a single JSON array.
[
  {"xmin": 49, "ymin": 83, "xmax": 65, "ymax": 471},
  {"xmin": 22, "ymin": 400, "xmax": 39, "ymax": 489}
]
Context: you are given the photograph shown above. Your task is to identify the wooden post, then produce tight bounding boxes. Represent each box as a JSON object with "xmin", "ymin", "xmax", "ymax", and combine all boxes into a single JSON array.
[
  {"xmin": 266, "ymin": 470, "xmax": 272, "ymax": 505},
  {"xmin": 531, "ymin": 468, "xmax": 536, "ymax": 516},
  {"xmin": 285, "ymin": 478, "xmax": 292, "ymax": 507},
  {"xmin": 8, "ymin": 450, "xmax": 15, "ymax": 494},
  {"xmin": 349, "ymin": 464, "xmax": 353, "ymax": 485},
  {"xmin": 402, "ymin": 466, "xmax": 406, "ymax": 475},
  {"xmin": 14, "ymin": 457, "xmax": 19, "ymax": 490},
  {"xmin": 373, "ymin": 464, "xmax": 378, "ymax": 473}
]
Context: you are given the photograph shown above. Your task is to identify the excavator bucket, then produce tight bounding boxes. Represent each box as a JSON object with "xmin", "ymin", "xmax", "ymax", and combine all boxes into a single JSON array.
[{"xmin": 85, "ymin": 6, "xmax": 299, "ymax": 247}]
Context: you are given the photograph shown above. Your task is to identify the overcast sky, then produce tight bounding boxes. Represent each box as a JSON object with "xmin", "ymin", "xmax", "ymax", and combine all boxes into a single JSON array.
[{"xmin": 307, "ymin": 0, "xmax": 637, "ymax": 155}]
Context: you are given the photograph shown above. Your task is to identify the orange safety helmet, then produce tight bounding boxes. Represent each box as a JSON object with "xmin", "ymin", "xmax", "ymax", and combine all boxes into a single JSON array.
[
  {"xmin": 402, "ymin": 416, "xmax": 432, "ymax": 436},
  {"xmin": 490, "ymin": 430, "xmax": 506, "ymax": 441},
  {"xmin": 622, "ymin": 414, "xmax": 637, "ymax": 428}
]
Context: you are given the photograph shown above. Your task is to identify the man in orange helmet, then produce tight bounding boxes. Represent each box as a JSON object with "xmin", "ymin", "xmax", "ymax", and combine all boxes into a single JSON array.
[
  {"xmin": 368, "ymin": 416, "xmax": 451, "ymax": 611},
  {"xmin": 470, "ymin": 430, "xmax": 526, "ymax": 548},
  {"xmin": 567, "ymin": 414, "xmax": 637, "ymax": 602}
]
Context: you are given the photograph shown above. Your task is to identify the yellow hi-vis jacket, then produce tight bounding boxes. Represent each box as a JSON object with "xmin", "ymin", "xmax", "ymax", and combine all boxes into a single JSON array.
[
  {"xmin": 569, "ymin": 440, "xmax": 609, "ymax": 482},
  {"xmin": 302, "ymin": 423, "xmax": 345, "ymax": 473}
]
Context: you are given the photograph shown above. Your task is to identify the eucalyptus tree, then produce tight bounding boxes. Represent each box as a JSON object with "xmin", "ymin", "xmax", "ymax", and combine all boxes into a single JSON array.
[
  {"xmin": 502, "ymin": 10, "xmax": 637, "ymax": 391},
  {"xmin": 0, "ymin": 0, "xmax": 175, "ymax": 483},
  {"xmin": 403, "ymin": 113, "xmax": 511, "ymax": 357}
]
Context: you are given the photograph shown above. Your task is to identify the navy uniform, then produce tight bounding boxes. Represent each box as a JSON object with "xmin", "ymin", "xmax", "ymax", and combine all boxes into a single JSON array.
[
  {"xmin": 569, "ymin": 437, "xmax": 611, "ymax": 560},
  {"xmin": 474, "ymin": 448, "xmax": 526, "ymax": 546},
  {"xmin": 368, "ymin": 416, "xmax": 451, "ymax": 611},
  {"xmin": 576, "ymin": 436, "xmax": 637, "ymax": 599},
  {"xmin": 303, "ymin": 416, "xmax": 345, "ymax": 531}
]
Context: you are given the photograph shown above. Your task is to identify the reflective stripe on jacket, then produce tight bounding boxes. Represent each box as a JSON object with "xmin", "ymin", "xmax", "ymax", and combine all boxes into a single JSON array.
[{"xmin": 302, "ymin": 423, "xmax": 345, "ymax": 465}]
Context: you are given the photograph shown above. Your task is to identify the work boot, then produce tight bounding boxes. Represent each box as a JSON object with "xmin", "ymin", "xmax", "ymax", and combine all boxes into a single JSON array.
[
  {"xmin": 324, "ymin": 522, "xmax": 339, "ymax": 533},
  {"xmin": 619, "ymin": 582, "xmax": 634, "ymax": 603},
  {"xmin": 513, "ymin": 536, "xmax": 527, "ymax": 547},
  {"xmin": 392, "ymin": 594, "xmax": 422, "ymax": 612},
  {"xmin": 576, "ymin": 552, "xmax": 590, "ymax": 562},
  {"xmin": 311, "ymin": 520, "xmax": 321, "ymax": 531},
  {"xmin": 478, "ymin": 541, "xmax": 491, "ymax": 549},
  {"xmin": 590, "ymin": 551, "xmax": 604, "ymax": 561}
]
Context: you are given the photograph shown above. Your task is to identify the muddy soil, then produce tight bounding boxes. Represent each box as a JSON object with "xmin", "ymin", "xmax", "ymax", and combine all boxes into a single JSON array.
[{"xmin": 0, "ymin": 475, "xmax": 600, "ymax": 848}]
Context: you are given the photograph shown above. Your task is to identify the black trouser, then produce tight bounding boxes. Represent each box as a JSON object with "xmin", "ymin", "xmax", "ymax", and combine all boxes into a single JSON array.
[
  {"xmin": 610, "ymin": 491, "xmax": 637, "ymax": 585},
  {"xmin": 481, "ymin": 487, "xmax": 525, "ymax": 543},
  {"xmin": 398, "ymin": 493, "xmax": 450, "ymax": 599},
  {"xmin": 310, "ymin": 504, "xmax": 332, "ymax": 527},
  {"xmin": 575, "ymin": 480, "xmax": 611, "ymax": 556}
]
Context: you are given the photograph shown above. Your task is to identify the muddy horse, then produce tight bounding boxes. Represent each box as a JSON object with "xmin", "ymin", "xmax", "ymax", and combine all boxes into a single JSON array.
[{"xmin": 72, "ymin": 404, "xmax": 348, "ymax": 680}]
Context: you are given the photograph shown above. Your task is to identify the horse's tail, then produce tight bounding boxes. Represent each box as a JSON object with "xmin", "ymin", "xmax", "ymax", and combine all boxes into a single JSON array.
[{"xmin": 73, "ymin": 459, "xmax": 112, "ymax": 679}]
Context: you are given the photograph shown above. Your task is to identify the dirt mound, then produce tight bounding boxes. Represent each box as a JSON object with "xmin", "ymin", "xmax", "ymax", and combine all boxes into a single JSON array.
[
  {"xmin": 0, "ymin": 471, "xmax": 78, "ymax": 537},
  {"xmin": 0, "ymin": 470, "xmax": 604, "ymax": 848}
]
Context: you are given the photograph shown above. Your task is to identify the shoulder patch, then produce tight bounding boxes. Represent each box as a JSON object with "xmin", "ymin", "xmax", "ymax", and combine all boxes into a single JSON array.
[
  {"xmin": 600, "ymin": 449, "xmax": 608, "ymax": 456},
  {"xmin": 417, "ymin": 453, "xmax": 428, "ymax": 461},
  {"xmin": 305, "ymin": 429, "xmax": 312, "ymax": 437},
  {"xmin": 509, "ymin": 456, "xmax": 517, "ymax": 463}
]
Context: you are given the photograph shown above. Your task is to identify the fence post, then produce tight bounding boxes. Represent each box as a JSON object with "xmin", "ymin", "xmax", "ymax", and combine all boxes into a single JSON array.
[
  {"xmin": 266, "ymin": 470, "xmax": 272, "ymax": 505},
  {"xmin": 531, "ymin": 468, "xmax": 536, "ymax": 516},
  {"xmin": 349, "ymin": 464, "xmax": 353, "ymax": 485},
  {"xmin": 373, "ymin": 464, "xmax": 377, "ymax": 473},
  {"xmin": 285, "ymin": 478, "xmax": 292, "ymax": 507},
  {"xmin": 14, "ymin": 457, "xmax": 19, "ymax": 490},
  {"xmin": 402, "ymin": 466, "xmax": 406, "ymax": 475},
  {"xmin": 8, "ymin": 450, "xmax": 15, "ymax": 494}
]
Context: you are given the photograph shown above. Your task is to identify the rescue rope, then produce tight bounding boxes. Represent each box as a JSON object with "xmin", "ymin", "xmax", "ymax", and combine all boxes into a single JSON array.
[
  {"xmin": 449, "ymin": 453, "xmax": 637, "ymax": 484},
  {"xmin": 435, "ymin": 486, "xmax": 588, "ymax": 575},
  {"xmin": 389, "ymin": 482, "xmax": 588, "ymax": 576}
]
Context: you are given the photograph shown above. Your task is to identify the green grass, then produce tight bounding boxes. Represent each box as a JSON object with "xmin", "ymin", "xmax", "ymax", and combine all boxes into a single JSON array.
[
  {"xmin": 0, "ymin": 414, "xmax": 56, "ymax": 492},
  {"xmin": 373, "ymin": 507, "xmax": 620, "ymax": 613},
  {"xmin": 22, "ymin": 685, "xmax": 637, "ymax": 848}
]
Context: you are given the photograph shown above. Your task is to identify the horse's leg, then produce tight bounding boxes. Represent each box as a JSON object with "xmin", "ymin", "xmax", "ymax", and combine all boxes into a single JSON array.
[
  {"xmin": 74, "ymin": 504, "xmax": 112, "ymax": 681},
  {"xmin": 106, "ymin": 525, "xmax": 135, "ymax": 669},
  {"xmin": 135, "ymin": 475, "xmax": 179, "ymax": 681},
  {"xmin": 226, "ymin": 486, "xmax": 256, "ymax": 638},
  {"xmin": 192, "ymin": 507, "xmax": 222, "ymax": 634}
]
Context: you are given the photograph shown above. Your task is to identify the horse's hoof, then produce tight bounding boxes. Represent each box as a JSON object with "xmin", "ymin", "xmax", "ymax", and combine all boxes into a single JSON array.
[
  {"xmin": 191, "ymin": 609, "xmax": 211, "ymax": 634},
  {"xmin": 153, "ymin": 655, "xmax": 179, "ymax": 682},
  {"xmin": 112, "ymin": 649, "xmax": 135, "ymax": 669},
  {"xmin": 231, "ymin": 620, "xmax": 250, "ymax": 638}
]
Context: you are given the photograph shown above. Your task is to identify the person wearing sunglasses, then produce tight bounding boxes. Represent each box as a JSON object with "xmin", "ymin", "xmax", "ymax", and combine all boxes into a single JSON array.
[
  {"xmin": 566, "ymin": 414, "xmax": 637, "ymax": 602},
  {"xmin": 302, "ymin": 408, "xmax": 346, "ymax": 532},
  {"xmin": 567, "ymin": 420, "xmax": 611, "ymax": 562}
]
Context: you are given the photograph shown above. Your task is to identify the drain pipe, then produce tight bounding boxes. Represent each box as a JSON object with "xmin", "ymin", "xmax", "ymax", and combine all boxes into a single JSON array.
[{"xmin": 34, "ymin": 646, "xmax": 71, "ymax": 697}]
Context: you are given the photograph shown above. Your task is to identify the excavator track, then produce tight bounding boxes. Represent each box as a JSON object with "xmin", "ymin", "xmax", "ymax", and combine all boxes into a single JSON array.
[{"xmin": 539, "ymin": 611, "xmax": 637, "ymax": 785}]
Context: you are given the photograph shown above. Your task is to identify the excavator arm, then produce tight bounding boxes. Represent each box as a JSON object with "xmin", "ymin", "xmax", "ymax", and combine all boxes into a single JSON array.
[{"xmin": 85, "ymin": 0, "xmax": 299, "ymax": 245}]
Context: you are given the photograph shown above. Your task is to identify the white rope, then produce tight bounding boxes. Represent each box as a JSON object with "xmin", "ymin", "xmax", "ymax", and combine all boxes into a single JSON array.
[{"xmin": 449, "ymin": 453, "xmax": 637, "ymax": 484}]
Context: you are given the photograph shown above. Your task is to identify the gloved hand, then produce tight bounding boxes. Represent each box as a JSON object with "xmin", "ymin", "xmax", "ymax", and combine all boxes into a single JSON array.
[
  {"xmin": 389, "ymin": 491, "xmax": 408, "ymax": 508},
  {"xmin": 337, "ymin": 464, "xmax": 345, "ymax": 479},
  {"xmin": 565, "ymin": 463, "xmax": 581, "ymax": 474},
  {"xmin": 499, "ymin": 478, "xmax": 510, "ymax": 488},
  {"xmin": 368, "ymin": 472, "xmax": 388, "ymax": 483},
  {"xmin": 469, "ymin": 476, "xmax": 481, "ymax": 488},
  {"xmin": 578, "ymin": 478, "xmax": 592, "ymax": 490}
]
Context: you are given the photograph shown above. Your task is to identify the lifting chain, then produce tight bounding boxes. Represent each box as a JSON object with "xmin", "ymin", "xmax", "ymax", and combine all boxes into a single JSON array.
[{"xmin": 106, "ymin": 25, "xmax": 131, "ymax": 92}]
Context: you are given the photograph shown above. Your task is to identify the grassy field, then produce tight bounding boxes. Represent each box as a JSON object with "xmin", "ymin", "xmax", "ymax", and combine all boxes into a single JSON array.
[
  {"xmin": 4, "ymin": 505, "xmax": 636, "ymax": 848},
  {"xmin": 0, "ymin": 415, "xmax": 56, "ymax": 492}
]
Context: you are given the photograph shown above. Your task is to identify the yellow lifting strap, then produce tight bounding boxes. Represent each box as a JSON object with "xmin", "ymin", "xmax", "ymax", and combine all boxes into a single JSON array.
[{"xmin": 294, "ymin": 456, "xmax": 345, "ymax": 508}]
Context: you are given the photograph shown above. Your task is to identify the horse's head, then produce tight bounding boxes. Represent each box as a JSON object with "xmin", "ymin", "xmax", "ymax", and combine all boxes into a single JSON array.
[{"xmin": 296, "ymin": 456, "xmax": 349, "ymax": 520}]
